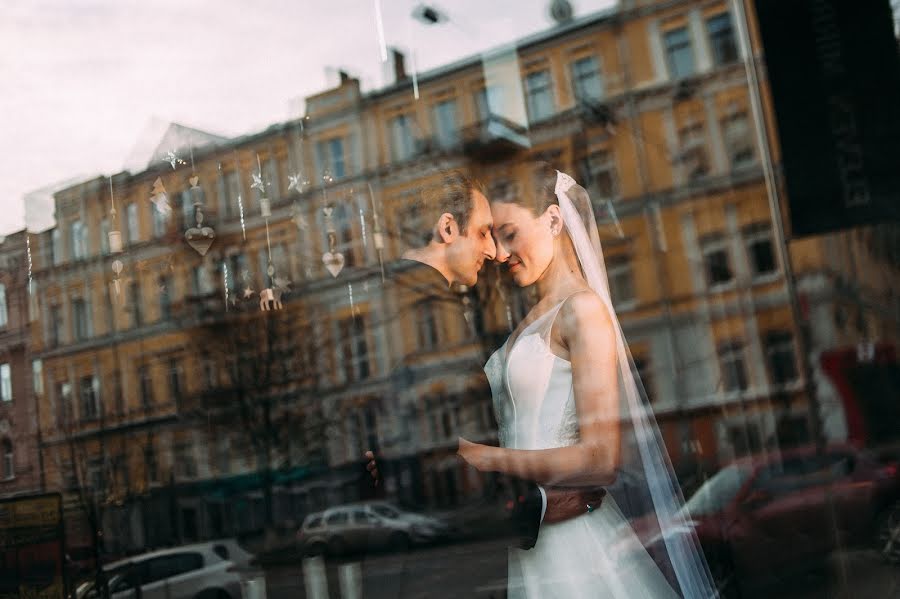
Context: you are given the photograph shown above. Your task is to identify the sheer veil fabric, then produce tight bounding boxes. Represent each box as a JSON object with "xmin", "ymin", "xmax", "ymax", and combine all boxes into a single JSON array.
[{"xmin": 551, "ymin": 170, "xmax": 716, "ymax": 597}]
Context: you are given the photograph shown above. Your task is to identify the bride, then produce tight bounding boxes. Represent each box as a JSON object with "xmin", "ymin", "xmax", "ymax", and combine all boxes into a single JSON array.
[{"xmin": 458, "ymin": 163, "xmax": 716, "ymax": 598}]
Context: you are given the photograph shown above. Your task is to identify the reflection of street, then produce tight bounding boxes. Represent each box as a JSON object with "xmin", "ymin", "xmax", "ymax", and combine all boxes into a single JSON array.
[
  {"xmin": 264, "ymin": 538, "xmax": 511, "ymax": 599},
  {"xmin": 261, "ymin": 539, "xmax": 900, "ymax": 599}
]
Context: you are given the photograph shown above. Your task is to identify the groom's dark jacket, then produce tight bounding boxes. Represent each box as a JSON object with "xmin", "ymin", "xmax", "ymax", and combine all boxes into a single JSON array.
[{"xmin": 354, "ymin": 258, "xmax": 543, "ymax": 596}]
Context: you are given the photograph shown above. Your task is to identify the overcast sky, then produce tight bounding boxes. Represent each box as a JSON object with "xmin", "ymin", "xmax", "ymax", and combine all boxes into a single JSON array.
[{"xmin": 0, "ymin": 0, "xmax": 616, "ymax": 234}]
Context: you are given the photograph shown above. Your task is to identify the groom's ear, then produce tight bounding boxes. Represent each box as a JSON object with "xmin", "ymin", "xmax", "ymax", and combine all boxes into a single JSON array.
[{"xmin": 436, "ymin": 212, "xmax": 459, "ymax": 243}]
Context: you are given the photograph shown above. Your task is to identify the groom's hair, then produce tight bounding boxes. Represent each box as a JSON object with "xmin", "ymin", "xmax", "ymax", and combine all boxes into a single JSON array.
[{"xmin": 412, "ymin": 170, "xmax": 486, "ymax": 246}]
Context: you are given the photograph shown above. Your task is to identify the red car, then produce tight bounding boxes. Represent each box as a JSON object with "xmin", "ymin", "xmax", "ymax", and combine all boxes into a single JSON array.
[{"xmin": 655, "ymin": 444, "xmax": 900, "ymax": 595}]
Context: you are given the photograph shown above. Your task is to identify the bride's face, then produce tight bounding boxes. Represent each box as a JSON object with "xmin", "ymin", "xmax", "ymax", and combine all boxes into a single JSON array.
[{"xmin": 490, "ymin": 200, "xmax": 557, "ymax": 287}]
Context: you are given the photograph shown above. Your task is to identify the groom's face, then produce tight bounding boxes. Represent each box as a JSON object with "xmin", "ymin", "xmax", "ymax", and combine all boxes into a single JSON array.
[{"xmin": 445, "ymin": 190, "xmax": 497, "ymax": 286}]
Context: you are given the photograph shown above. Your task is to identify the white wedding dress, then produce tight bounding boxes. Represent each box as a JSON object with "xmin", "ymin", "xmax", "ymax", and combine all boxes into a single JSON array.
[{"xmin": 485, "ymin": 294, "xmax": 680, "ymax": 599}]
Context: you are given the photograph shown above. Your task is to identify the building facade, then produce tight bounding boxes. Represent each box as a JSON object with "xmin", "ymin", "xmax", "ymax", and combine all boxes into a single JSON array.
[{"xmin": 19, "ymin": 0, "xmax": 900, "ymax": 554}]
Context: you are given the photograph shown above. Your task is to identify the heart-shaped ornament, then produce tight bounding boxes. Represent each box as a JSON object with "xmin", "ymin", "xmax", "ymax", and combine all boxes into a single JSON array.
[
  {"xmin": 322, "ymin": 251, "xmax": 345, "ymax": 278},
  {"xmin": 323, "ymin": 206, "xmax": 333, "ymax": 218},
  {"xmin": 189, "ymin": 176, "xmax": 200, "ymax": 188},
  {"xmin": 185, "ymin": 226, "xmax": 216, "ymax": 256}
]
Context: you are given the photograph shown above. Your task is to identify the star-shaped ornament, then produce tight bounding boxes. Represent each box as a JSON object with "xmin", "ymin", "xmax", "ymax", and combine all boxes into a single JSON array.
[
  {"xmin": 273, "ymin": 276, "xmax": 291, "ymax": 293},
  {"xmin": 250, "ymin": 172, "xmax": 266, "ymax": 192},
  {"xmin": 243, "ymin": 286, "xmax": 255, "ymax": 299},
  {"xmin": 288, "ymin": 174, "xmax": 302, "ymax": 193},
  {"xmin": 165, "ymin": 150, "xmax": 186, "ymax": 170}
]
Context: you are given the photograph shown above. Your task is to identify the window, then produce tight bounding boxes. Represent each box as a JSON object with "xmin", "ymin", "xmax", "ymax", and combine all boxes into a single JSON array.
[
  {"xmin": 744, "ymin": 224, "xmax": 778, "ymax": 278},
  {"xmin": 475, "ymin": 86, "xmax": 504, "ymax": 121},
  {"xmin": 32, "ymin": 359, "xmax": 43, "ymax": 396},
  {"xmin": 765, "ymin": 331, "xmax": 798, "ymax": 385},
  {"xmin": 583, "ymin": 150, "xmax": 617, "ymax": 201},
  {"xmin": 145, "ymin": 444, "xmax": 158, "ymax": 483},
  {"xmin": 225, "ymin": 253, "xmax": 248, "ymax": 292},
  {"xmin": 607, "ymin": 255, "xmax": 636, "ymax": 308},
  {"xmin": 139, "ymin": 365, "xmax": 153, "ymax": 408},
  {"xmin": 416, "ymin": 301, "xmax": 439, "ymax": 350},
  {"xmin": 70, "ymin": 220, "xmax": 87, "ymax": 260},
  {"xmin": 326, "ymin": 511, "xmax": 348, "ymax": 525},
  {"xmin": 433, "ymin": 99, "xmax": 458, "ymax": 148},
  {"xmin": 316, "ymin": 137, "xmax": 346, "ymax": 179},
  {"xmin": 707, "ymin": 13, "xmax": 738, "ymax": 67},
  {"xmin": 72, "ymin": 298, "xmax": 90, "ymax": 341},
  {"xmin": 719, "ymin": 342, "xmax": 748, "ymax": 392},
  {"xmin": 2, "ymin": 440, "xmax": 12, "ymax": 480},
  {"xmin": 221, "ymin": 170, "xmax": 241, "ymax": 219},
  {"xmin": 0, "ymin": 364, "xmax": 11, "ymax": 402},
  {"xmin": 633, "ymin": 356, "xmax": 655, "ymax": 402},
  {"xmin": 678, "ymin": 121, "xmax": 709, "ymax": 180},
  {"xmin": 664, "ymin": 27, "xmax": 695, "ymax": 79},
  {"xmin": 55, "ymin": 382, "xmax": 72, "ymax": 428},
  {"xmin": 152, "ymin": 201, "xmax": 168, "ymax": 237},
  {"xmin": 168, "ymin": 358, "xmax": 183, "ymax": 400},
  {"xmin": 525, "ymin": 70, "xmax": 555, "ymax": 121},
  {"xmin": 722, "ymin": 111, "xmax": 754, "ymax": 169},
  {"xmin": 126, "ymin": 203, "xmax": 139, "ymax": 244},
  {"xmin": 265, "ymin": 158, "xmax": 280, "ymax": 201},
  {"xmin": 180, "ymin": 189, "xmax": 195, "ymax": 227},
  {"xmin": 571, "ymin": 56, "xmax": 604, "ymax": 103},
  {"xmin": 80, "ymin": 375, "xmax": 100, "ymax": 420},
  {"xmin": 390, "ymin": 114, "xmax": 415, "ymax": 162},
  {"xmin": 100, "ymin": 218, "xmax": 110, "ymax": 255},
  {"xmin": 330, "ymin": 203, "xmax": 356, "ymax": 268},
  {"xmin": 0, "ymin": 283, "xmax": 7, "ymax": 327},
  {"xmin": 337, "ymin": 314, "xmax": 370, "ymax": 383},
  {"xmin": 129, "ymin": 280, "xmax": 143, "ymax": 327},
  {"xmin": 701, "ymin": 235, "xmax": 733, "ymax": 287},
  {"xmin": 51, "ymin": 228, "xmax": 63, "ymax": 265},
  {"xmin": 175, "ymin": 443, "xmax": 197, "ymax": 478},
  {"xmin": 49, "ymin": 305, "xmax": 63, "ymax": 347},
  {"xmin": 192, "ymin": 265, "xmax": 214, "ymax": 296},
  {"xmin": 159, "ymin": 275, "xmax": 173, "ymax": 320}
]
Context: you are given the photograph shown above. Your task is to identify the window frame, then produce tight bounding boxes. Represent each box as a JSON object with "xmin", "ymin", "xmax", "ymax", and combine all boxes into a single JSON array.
[
  {"xmin": 664, "ymin": 26, "xmax": 695, "ymax": 80},
  {"xmin": 525, "ymin": 69, "xmax": 555, "ymax": 122}
]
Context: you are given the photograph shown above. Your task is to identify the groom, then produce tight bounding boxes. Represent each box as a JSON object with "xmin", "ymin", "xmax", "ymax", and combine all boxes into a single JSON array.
[{"xmin": 362, "ymin": 171, "xmax": 605, "ymax": 595}]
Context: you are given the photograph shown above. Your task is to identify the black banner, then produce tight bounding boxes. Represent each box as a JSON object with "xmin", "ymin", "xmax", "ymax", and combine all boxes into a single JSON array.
[{"xmin": 754, "ymin": 0, "xmax": 900, "ymax": 236}]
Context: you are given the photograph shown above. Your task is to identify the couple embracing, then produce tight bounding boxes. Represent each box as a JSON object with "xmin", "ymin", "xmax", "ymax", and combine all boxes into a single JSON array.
[{"xmin": 365, "ymin": 162, "xmax": 715, "ymax": 598}]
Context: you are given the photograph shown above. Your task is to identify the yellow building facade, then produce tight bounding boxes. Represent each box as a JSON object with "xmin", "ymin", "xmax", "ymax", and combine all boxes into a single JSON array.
[{"xmin": 25, "ymin": 0, "xmax": 899, "ymax": 551}]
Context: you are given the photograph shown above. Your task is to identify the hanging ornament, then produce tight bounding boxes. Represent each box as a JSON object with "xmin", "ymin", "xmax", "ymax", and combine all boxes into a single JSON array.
[
  {"xmin": 150, "ymin": 177, "xmax": 171, "ymax": 216},
  {"xmin": 259, "ymin": 288, "xmax": 283, "ymax": 311},
  {"xmin": 112, "ymin": 259, "xmax": 124, "ymax": 298},
  {"xmin": 321, "ymin": 206, "xmax": 345, "ymax": 278},
  {"xmin": 185, "ymin": 203, "xmax": 215, "ymax": 256},
  {"xmin": 241, "ymin": 269, "xmax": 255, "ymax": 299},
  {"xmin": 254, "ymin": 154, "xmax": 271, "ymax": 218},
  {"xmin": 223, "ymin": 261, "xmax": 230, "ymax": 311},
  {"xmin": 367, "ymin": 183, "xmax": 386, "ymax": 282},
  {"xmin": 25, "ymin": 234, "xmax": 33, "ymax": 296},
  {"xmin": 165, "ymin": 150, "xmax": 186, "ymax": 170}
]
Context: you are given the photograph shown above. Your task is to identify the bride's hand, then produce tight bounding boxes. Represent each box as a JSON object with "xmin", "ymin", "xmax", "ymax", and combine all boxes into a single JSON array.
[{"xmin": 457, "ymin": 437, "xmax": 493, "ymax": 471}]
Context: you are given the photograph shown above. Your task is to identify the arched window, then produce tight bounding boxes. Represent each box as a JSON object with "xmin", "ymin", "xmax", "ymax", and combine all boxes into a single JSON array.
[{"xmin": 2, "ymin": 439, "xmax": 13, "ymax": 480}]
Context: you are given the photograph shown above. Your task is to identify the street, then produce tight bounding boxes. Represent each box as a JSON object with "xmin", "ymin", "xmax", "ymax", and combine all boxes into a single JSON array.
[{"xmin": 258, "ymin": 538, "xmax": 900, "ymax": 599}]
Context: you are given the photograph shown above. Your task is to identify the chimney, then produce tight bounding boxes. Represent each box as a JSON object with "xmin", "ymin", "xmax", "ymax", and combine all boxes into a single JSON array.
[
  {"xmin": 391, "ymin": 48, "xmax": 407, "ymax": 83},
  {"xmin": 339, "ymin": 69, "xmax": 350, "ymax": 84}
]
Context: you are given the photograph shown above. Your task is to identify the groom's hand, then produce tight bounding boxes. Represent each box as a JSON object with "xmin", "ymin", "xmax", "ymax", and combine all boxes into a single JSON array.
[
  {"xmin": 542, "ymin": 488, "xmax": 607, "ymax": 524},
  {"xmin": 364, "ymin": 450, "xmax": 380, "ymax": 487}
]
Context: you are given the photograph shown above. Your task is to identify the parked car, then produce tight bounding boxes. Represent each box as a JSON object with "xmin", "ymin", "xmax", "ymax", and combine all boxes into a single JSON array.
[
  {"xmin": 637, "ymin": 444, "xmax": 900, "ymax": 596},
  {"xmin": 296, "ymin": 502, "xmax": 444, "ymax": 556},
  {"xmin": 75, "ymin": 539, "xmax": 254, "ymax": 599}
]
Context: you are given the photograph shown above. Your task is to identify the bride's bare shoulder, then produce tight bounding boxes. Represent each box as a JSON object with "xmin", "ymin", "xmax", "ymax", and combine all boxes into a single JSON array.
[{"xmin": 558, "ymin": 289, "xmax": 614, "ymax": 338}]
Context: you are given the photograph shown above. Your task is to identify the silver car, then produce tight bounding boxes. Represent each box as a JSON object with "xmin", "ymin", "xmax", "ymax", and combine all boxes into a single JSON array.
[
  {"xmin": 76, "ymin": 539, "xmax": 253, "ymax": 599},
  {"xmin": 297, "ymin": 503, "xmax": 439, "ymax": 556}
]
